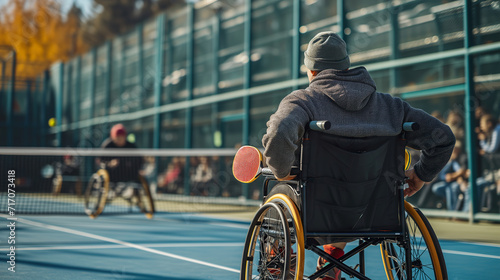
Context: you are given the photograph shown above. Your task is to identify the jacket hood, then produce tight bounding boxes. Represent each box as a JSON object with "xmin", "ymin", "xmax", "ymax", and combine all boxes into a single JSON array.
[{"xmin": 308, "ymin": 67, "xmax": 376, "ymax": 111}]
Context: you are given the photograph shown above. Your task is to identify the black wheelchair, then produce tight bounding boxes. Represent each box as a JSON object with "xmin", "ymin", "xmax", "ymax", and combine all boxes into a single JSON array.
[
  {"xmin": 241, "ymin": 121, "xmax": 447, "ymax": 280},
  {"xmin": 84, "ymin": 162, "xmax": 155, "ymax": 219}
]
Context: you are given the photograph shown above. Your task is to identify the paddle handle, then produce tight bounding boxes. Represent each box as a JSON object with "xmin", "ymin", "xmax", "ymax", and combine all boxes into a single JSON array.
[
  {"xmin": 262, "ymin": 167, "xmax": 299, "ymax": 178},
  {"xmin": 262, "ymin": 167, "xmax": 273, "ymax": 176}
]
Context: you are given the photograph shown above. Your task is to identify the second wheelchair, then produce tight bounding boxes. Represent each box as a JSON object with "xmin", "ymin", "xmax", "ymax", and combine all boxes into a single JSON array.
[{"xmin": 84, "ymin": 161, "xmax": 155, "ymax": 219}]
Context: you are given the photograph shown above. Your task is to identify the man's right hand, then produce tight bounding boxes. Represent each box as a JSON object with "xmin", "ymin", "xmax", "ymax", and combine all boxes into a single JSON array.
[{"xmin": 277, "ymin": 173, "xmax": 296, "ymax": 181}]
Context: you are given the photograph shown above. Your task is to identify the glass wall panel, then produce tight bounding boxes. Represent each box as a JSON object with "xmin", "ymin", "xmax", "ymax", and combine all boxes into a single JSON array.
[
  {"xmin": 192, "ymin": 105, "xmax": 213, "ymax": 148},
  {"xmin": 122, "ymin": 30, "xmax": 141, "ymax": 113},
  {"xmin": 345, "ymin": 2, "xmax": 392, "ymax": 64},
  {"xmin": 62, "ymin": 63, "xmax": 72, "ymax": 126},
  {"xmin": 368, "ymin": 69, "xmax": 391, "ymax": 95},
  {"xmin": 396, "ymin": 58, "xmax": 465, "ymax": 93},
  {"xmin": 474, "ymin": 1, "xmax": 500, "ymax": 45},
  {"xmin": 251, "ymin": 0, "xmax": 293, "ymax": 86},
  {"xmin": 164, "ymin": 11, "xmax": 189, "ymax": 102},
  {"xmin": 79, "ymin": 52, "xmax": 92, "ymax": 121},
  {"xmin": 94, "ymin": 45, "xmax": 108, "ymax": 118},
  {"xmin": 217, "ymin": 98, "xmax": 244, "ymax": 148},
  {"xmin": 142, "ymin": 19, "xmax": 158, "ymax": 109},
  {"xmin": 219, "ymin": 97, "xmax": 243, "ymax": 116},
  {"xmin": 11, "ymin": 87, "xmax": 28, "ymax": 146},
  {"xmin": 193, "ymin": 8, "xmax": 216, "ymax": 98},
  {"xmin": 68, "ymin": 59, "xmax": 79, "ymax": 127},
  {"xmin": 398, "ymin": 2, "xmax": 441, "ymax": 57},
  {"xmin": 219, "ymin": 7, "xmax": 245, "ymax": 93},
  {"xmin": 110, "ymin": 37, "xmax": 123, "ymax": 115},
  {"xmin": 160, "ymin": 110, "xmax": 186, "ymax": 149},
  {"xmin": 430, "ymin": 2, "xmax": 464, "ymax": 50},
  {"xmin": 301, "ymin": 0, "xmax": 338, "ymax": 28}
]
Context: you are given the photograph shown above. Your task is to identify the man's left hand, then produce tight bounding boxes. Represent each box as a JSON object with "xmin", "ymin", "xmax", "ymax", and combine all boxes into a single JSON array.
[{"xmin": 404, "ymin": 168, "xmax": 425, "ymax": 197}]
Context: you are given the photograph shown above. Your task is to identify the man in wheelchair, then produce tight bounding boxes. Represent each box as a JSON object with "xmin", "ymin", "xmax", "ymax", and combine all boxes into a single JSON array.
[
  {"xmin": 262, "ymin": 32, "xmax": 455, "ymax": 279},
  {"xmin": 98, "ymin": 124, "xmax": 144, "ymax": 201}
]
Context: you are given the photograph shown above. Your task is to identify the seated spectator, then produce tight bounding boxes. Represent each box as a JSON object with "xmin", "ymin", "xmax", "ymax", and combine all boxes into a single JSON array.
[
  {"xmin": 158, "ymin": 157, "xmax": 185, "ymax": 194},
  {"xmin": 478, "ymin": 114, "xmax": 500, "ymax": 155},
  {"xmin": 446, "ymin": 110, "xmax": 465, "ymax": 143},
  {"xmin": 191, "ymin": 156, "xmax": 214, "ymax": 196},
  {"xmin": 475, "ymin": 106, "xmax": 487, "ymax": 130},
  {"xmin": 431, "ymin": 141, "xmax": 467, "ymax": 211},
  {"xmin": 460, "ymin": 171, "xmax": 499, "ymax": 213}
]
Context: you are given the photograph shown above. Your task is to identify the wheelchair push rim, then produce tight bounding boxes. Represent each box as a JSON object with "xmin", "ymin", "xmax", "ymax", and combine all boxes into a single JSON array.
[
  {"xmin": 84, "ymin": 169, "xmax": 110, "ymax": 219},
  {"xmin": 136, "ymin": 175, "xmax": 155, "ymax": 219}
]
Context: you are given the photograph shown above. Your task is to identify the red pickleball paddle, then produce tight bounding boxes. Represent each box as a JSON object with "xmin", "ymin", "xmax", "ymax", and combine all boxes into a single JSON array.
[{"xmin": 232, "ymin": 146, "xmax": 264, "ymax": 183}]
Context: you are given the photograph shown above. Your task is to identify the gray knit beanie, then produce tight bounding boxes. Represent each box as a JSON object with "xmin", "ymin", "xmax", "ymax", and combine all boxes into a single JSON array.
[{"xmin": 304, "ymin": 31, "xmax": 350, "ymax": 71}]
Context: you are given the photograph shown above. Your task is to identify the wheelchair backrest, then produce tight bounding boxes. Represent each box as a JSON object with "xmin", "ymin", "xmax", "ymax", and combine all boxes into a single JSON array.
[{"xmin": 301, "ymin": 130, "xmax": 407, "ymax": 235}]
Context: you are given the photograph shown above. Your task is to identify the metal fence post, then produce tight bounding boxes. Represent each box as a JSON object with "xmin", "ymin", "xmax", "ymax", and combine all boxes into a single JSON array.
[{"xmin": 464, "ymin": 0, "xmax": 478, "ymax": 223}]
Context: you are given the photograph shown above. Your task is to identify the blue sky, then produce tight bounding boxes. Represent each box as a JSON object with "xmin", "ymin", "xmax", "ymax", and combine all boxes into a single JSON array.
[
  {"xmin": 0, "ymin": 0, "xmax": 94, "ymax": 18},
  {"xmin": 59, "ymin": 0, "xmax": 94, "ymax": 18}
]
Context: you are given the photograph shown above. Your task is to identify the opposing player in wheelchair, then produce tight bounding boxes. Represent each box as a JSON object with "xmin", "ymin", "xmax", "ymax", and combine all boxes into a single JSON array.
[
  {"xmin": 84, "ymin": 124, "xmax": 154, "ymax": 219},
  {"xmin": 239, "ymin": 32, "xmax": 455, "ymax": 280}
]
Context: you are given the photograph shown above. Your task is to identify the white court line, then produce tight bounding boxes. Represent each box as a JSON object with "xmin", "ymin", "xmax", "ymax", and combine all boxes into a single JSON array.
[
  {"xmin": 0, "ymin": 215, "xmax": 240, "ymax": 274},
  {"xmin": 151, "ymin": 215, "xmax": 250, "ymax": 230},
  {"xmin": 442, "ymin": 249, "xmax": 500, "ymax": 260},
  {"xmin": 457, "ymin": 241, "xmax": 500, "ymax": 248},
  {"xmin": 0, "ymin": 242, "xmax": 243, "ymax": 252},
  {"xmin": 209, "ymin": 222, "xmax": 250, "ymax": 229}
]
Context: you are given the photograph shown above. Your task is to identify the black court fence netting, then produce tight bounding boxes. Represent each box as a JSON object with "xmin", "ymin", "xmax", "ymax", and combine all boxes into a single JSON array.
[{"xmin": 0, "ymin": 147, "xmax": 260, "ymax": 215}]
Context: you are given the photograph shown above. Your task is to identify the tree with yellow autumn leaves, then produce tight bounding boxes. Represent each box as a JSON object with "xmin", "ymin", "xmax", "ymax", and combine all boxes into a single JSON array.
[
  {"xmin": 0, "ymin": 0, "xmax": 88, "ymax": 79},
  {"xmin": 0, "ymin": 0, "xmax": 184, "ymax": 80}
]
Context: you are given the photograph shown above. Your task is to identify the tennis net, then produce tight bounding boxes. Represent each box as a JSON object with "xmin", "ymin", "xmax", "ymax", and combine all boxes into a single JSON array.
[{"xmin": 0, "ymin": 147, "xmax": 261, "ymax": 216}]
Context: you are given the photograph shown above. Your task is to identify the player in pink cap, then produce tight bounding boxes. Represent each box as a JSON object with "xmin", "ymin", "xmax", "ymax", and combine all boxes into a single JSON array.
[{"xmin": 99, "ymin": 124, "xmax": 142, "ymax": 183}]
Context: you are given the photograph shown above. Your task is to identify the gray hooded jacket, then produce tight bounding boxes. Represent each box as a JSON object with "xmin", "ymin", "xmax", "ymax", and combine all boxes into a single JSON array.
[{"xmin": 262, "ymin": 67, "xmax": 455, "ymax": 182}]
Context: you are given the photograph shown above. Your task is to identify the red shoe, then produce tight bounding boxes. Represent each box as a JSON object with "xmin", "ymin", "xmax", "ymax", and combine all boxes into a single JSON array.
[
  {"xmin": 266, "ymin": 247, "xmax": 296, "ymax": 278},
  {"xmin": 316, "ymin": 246, "xmax": 344, "ymax": 280}
]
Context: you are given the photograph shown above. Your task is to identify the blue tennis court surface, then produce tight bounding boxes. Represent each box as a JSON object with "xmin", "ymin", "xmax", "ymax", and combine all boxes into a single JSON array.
[{"xmin": 1, "ymin": 213, "xmax": 499, "ymax": 279}]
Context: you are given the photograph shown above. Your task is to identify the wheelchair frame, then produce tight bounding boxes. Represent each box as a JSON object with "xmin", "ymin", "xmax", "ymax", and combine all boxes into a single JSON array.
[
  {"xmin": 84, "ymin": 168, "xmax": 155, "ymax": 219},
  {"xmin": 240, "ymin": 122, "xmax": 448, "ymax": 280}
]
